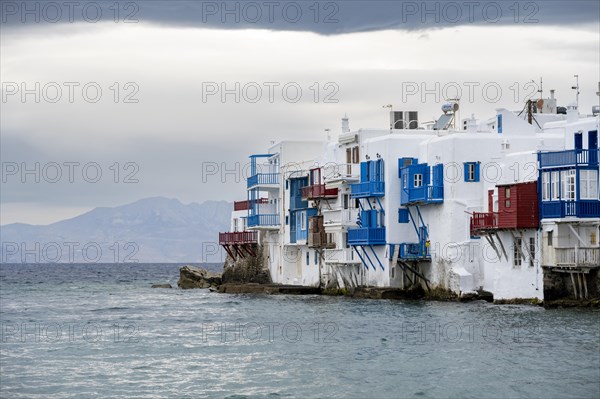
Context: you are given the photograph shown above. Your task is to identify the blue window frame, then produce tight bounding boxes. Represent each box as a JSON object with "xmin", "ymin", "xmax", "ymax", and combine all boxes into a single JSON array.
[{"xmin": 464, "ymin": 162, "xmax": 480, "ymax": 182}]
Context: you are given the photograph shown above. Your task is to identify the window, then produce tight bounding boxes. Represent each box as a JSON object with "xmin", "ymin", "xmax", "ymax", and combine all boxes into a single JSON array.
[
  {"xmin": 513, "ymin": 238, "xmax": 522, "ymax": 267},
  {"xmin": 233, "ymin": 218, "xmax": 238, "ymax": 232},
  {"xmin": 391, "ymin": 266, "xmax": 395, "ymax": 279},
  {"xmin": 542, "ymin": 173, "xmax": 550, "ymax": 201},
  {"xmin": 551, "ymin": 171, "xmax": 560, "ymax": 200},
  {"xmin": 464, "ymin": 162, "xmax": 480, "ymax": 182},
  {"xmin": 403, "ymin": 174, "xmax": 408, "ymax": 189},
  {"xmin": 285, "ymin": 216, "xmax": 289, "ymax": 225},
  {"xmin": 580, "ymin": 170, "xmax": 599, "ymax": 200},
  {"xmin": 591, "ymin": 232, "xmax": 597, "ymax": 246},
  {"xmin": 352, "ymin": 147, "xmax": 360, "ymax": 164},
  {"xmin": 306, "ymin": 251, "xmax": 309, "ymax": 266},
  {"xmin": 414, "ymin": 174, "xmax": 423, "ymax": 187},
  {"xmin": 314, "ymin": 250, "xmax": 318, "ymax": 265},
  {"xmin": 343, "ymin": 194, "xmax": 349, "ymax": 210},
  {"xmin": 547, "ymin": 231, "xmax": 553, "ymax": 246},
  {"xmin": 505, "ymin": 187, "xmax": 511, "ymax": 208},
  {"xmin": 529, "ymin": 237, "xmax": 536, "ymax": 267},
  {"xmin": 300, "ymin": 212, "xmax": 306, "ymax": 230},
  {"xmin": 561, "ymin": 170, "xmax": 576, "ymax": 200}
]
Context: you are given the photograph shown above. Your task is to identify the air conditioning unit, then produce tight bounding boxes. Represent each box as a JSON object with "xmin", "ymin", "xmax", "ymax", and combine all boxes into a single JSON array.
[{"xmin": 390, "ymin": 111, "xmax": 419, "ymax": 130}]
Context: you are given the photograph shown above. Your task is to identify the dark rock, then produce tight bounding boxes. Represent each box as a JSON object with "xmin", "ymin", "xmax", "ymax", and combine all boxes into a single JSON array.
[
  {"xmin": 218, "ymin": 283, "xmax": 320, "ymax": 295},
  {"xmin": 151, "ymin": 283, "xmax": 173, "ymax": 289},
  {"xmin": 221, "ymin": 246, "xmax": 271, "ymax": 284},
  {"xmin": 178, "ymin": 265, "xmax": 222, "ymax": 289}
]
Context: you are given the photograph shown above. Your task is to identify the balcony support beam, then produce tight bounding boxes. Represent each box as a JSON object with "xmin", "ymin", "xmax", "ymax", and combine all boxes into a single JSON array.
[{"xmin": 567, "ymin": 224, "xmax": 587, "ymax": 247}]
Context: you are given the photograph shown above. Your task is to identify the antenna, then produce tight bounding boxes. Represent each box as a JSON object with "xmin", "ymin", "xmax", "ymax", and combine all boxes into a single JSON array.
[
  {"xmin": 538, "ymin": 77, "xmax": 543, "ymax": 99},
  {"xmin": 383, "ymin": 104, "xmax": 393, "ymax": 133},
  {"xmin": 572, "ymin": 74, "xmax": 580, "ymax": 109}
]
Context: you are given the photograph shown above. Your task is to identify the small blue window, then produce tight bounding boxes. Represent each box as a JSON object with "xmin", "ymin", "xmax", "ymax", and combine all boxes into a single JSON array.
[
  {"xmin": 285, "ymin": 216, "xmax": 289, "ymax": 225},
  {"xmin": 398, "ymin": 208, "xmax": 409, "ymax": 223},
  {"xmin": 497, "ymin": 114, "xmax": 502, "ymax": 134},
  {"xmin": 464, "ymin": 162, "xmax": 480, "ymax": 182}
]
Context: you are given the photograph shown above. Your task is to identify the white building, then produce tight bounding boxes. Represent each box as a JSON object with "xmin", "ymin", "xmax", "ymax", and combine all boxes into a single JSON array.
[{"xmin": 219, "ymin": 89, "xmax": 600, "ymax": 301}]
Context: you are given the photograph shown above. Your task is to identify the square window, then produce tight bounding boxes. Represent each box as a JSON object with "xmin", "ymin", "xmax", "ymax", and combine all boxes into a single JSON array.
[{"xmin": 414, "ymin": 174, "xmax": 423, "ymax": 187}]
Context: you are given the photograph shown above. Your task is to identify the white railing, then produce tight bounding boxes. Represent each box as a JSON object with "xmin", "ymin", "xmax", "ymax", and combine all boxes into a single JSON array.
[
  {"xmin": 256, "ymin": 203, "xmax": 278, "ymax": 215},
  {"xmin": 322, "ymin": 208, "xmax": 359, "ymax": 226},
  {"xmin": 555, "ymin": 247, "xmax": 600, "ymax": 266},
  {"xmin": 320, "ymin": 163, "xmax": 360, "ymax": 180},
  {"xmin": 323, "ymin": 248, "xmax": 361, "ymax": 264}
]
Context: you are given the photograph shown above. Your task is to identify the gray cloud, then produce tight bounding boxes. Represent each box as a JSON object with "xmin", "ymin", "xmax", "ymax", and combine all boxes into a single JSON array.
[{"xmin": 1, "ymin": 1, "xmax": 598, "ymax": 34}]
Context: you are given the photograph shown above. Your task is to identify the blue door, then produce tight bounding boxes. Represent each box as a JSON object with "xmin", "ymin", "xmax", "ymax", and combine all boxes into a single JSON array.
[
  {"xmin": 575, "ymin": 132, "xmax": 583, "ymax": 151},
  {"xmin": 589, "ymin": 130, "xmax": 598, "ymax": 164}
]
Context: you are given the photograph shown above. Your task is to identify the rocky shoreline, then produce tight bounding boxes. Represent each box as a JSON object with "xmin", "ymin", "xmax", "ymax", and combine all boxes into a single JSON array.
[{"xmin": 158, "ymin": 265, "xmax": 599, "ymax": 308}]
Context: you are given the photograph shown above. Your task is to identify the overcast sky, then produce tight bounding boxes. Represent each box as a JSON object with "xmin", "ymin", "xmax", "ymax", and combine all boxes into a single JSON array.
[{"xmin": 1, "ymin": 0, "xmax": 599, "ymax": 225}]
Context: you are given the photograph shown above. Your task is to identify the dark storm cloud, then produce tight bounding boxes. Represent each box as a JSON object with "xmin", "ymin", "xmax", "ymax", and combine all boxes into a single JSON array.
[{"xmin": 1, "ymin": 1, "xmax": 598, "ymax": 34}]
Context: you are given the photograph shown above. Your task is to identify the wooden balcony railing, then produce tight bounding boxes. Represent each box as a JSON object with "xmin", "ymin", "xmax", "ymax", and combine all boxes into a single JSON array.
[
  {"xmin": 233, "ymin": 198, "xmax": 268, "ymax": 211},
  {"xmin": 470, "ymin": 212, "xmax": 499, "ymax": 235},
  {"xmin": 301, "ymin": 184, "xmax": 338, "ymax": 200},
  {"xmin": 219, "ymin": 231, "xmax": 258, "ymax": 245},
  {"xmin": 555, "ymin": 247, "xmax": 600, "ymax": 266}
]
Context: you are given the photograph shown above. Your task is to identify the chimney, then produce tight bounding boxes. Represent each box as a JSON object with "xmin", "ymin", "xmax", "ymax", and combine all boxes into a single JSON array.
[
  {"xmin": 550, "ymin": 89, "xmax": 555, "ymax": 99},
  {"xmin": 341, "ymin": 114, "xmax": 350, "ymax": 133}
]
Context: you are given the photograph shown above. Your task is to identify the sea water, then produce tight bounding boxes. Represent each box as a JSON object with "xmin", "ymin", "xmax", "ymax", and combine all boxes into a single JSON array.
[{"xmin": 1, "ymin": 263, "xmax": 599, "ymax": 398}]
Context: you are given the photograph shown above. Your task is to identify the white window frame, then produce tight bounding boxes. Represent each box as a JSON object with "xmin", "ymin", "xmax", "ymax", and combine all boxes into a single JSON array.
[
  {"xmin": 468, "ymin": 163, "xmax": 476, "ymax": 181},
  {"xmin": 403, "ymin": 174, "xmax": 408, "ymax": 189},
  {"xmin": 551, "ymin": 171, "xmax": 560, "ymax": 201},
  {"xmin": 300, "ymin": 211, "xmax": 306, "ymax": 230},
  {"xmin": 513, "ymin": 237, "xmax": 522, "ymax": 267},
  {"xmin": 529, "ymin": 237, "xmax": 536, "ymax": 267},
  {"xmin": 562, "ymin": 169, "xmax": 576, "ymax": 201},
  {"xmin": 542, "ymin": 172, "xmax": 550, "ymax": 201},
  {"xmin": 414, "ymin": 174, "xmax": 423, "ymax": 188},
  {"xmin": 580, "ymin": 170, "xmax": 599, "ymax": 200}
]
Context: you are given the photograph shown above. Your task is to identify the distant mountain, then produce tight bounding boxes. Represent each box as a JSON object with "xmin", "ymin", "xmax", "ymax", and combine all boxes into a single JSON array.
[{"xmin": 0, "ymin": 197, "xmax": 232, "ymax": 263}]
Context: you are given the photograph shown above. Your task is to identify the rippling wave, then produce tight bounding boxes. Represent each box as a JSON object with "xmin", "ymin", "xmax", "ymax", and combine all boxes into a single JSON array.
[{"xmin": 1, "ymin": 263, "xmax": 599, "ymax": 398}]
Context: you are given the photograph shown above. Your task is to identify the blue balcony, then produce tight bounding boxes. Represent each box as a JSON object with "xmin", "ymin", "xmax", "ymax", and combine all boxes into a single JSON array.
[
  {"xmin": 541, "ymin": 200, "xmax": 600, "ymax": 219},
  {"xmin": 401, "ymin": 185, "xmax": 444, "ymax": 205},
  {"xmin": 539, "ymin": 149, "xmax": 599, "ymax": 169},
  {"xmin": 247, "ymin": 214, "xmax": 280, "ymax": 228},
  {"xmin": 398, "ymin": 243, "xmax": 429, "ymax": 260},
  {"xmin": 348, "ymin": 227, "xmax": 386, "ymax": 245},
  {"xmin": 351, "ymin": 181, "xmax": 385, "ymax": 198},
  {"xmin": 247, "ymin": 173, "xmax": 279, "ymax": 189}
]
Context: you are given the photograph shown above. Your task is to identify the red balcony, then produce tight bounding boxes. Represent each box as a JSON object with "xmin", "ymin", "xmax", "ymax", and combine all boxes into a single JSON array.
[
  {"xmin": 301, "ymin": 184, "xmax": 338, "ymax": 200},
  {"xmin": 219, "ymin": 231, "xmax": 258, "ymax": 245},
  {"xmin": 234, "ymin": 198, "xmax": 268, "ymax": 211},
  {"xmin": 470, "ymin": 212, "xmax": 498, "ymax": 236}
]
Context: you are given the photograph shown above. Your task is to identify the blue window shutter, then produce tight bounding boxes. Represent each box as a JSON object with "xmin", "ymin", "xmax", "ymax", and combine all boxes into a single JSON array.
[
  {"xmin": 575, "ymin": 132, "xmax": 583, "ymax": 150},
  {"xmin": 360, "ymin": 162, "xmax": 368, "ymax": 182},
  {"xmin": 474, "ymin": 163, "xmax": 480, "ymax": 182},
  {"xmin": 398, "ymin": 208, "xmax": 409, "ymax": 223},
  {"xmin": 464, "ymin": 162, "xmax": 469, "ymax": 182},
  {"xmin": 370, "ymin": 210, "xmax": 378, "ymax": 227},
  {"xmin": 361, "ymin": 210, "xmax": 370, "ymax": 227}
]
